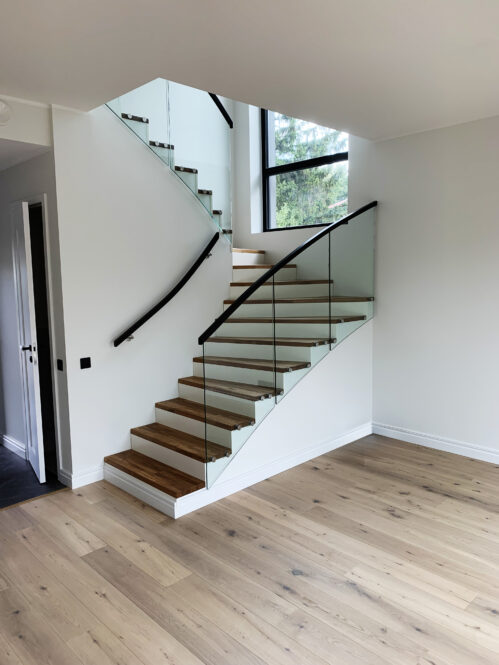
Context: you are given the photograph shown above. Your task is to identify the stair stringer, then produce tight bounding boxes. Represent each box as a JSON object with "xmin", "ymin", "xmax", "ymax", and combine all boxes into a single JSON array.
[{"xmin": 137, "ymin": 320, "xmax": 373, "ymax": 517}]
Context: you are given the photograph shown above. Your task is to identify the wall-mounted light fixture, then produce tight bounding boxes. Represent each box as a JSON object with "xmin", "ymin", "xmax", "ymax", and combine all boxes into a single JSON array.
[{"xmin": 0, "ymin": 100, "xmax": 11, "ymax": 125}]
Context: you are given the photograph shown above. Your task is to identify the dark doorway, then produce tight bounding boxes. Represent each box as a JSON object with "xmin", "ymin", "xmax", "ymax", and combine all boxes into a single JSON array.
[{"xmin": 28, "ymin": 203, "xmax": 58, "ymax": 477}]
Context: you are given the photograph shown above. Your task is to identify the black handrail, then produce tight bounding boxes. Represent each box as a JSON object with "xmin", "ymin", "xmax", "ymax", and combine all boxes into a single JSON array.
[
  {"xmin": 208, "ymin": 93, "xmax": 233, "ymax": 129},
  {"xmin": 114, "ymin": 232, "xmax": 219, "ymax": 347},
  {"xmin": 198, "ymin": 201, "xmax": 377, "ymax": 345}
]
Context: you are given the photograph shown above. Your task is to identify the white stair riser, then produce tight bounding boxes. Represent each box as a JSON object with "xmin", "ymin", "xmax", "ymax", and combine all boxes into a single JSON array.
[
  {"xmin": 131, "ymin": 433, "xmax": 205, "ymax": 480},
  {"xmin": 155, "ymin": 408, "xmax": 253, "ymax": 449},
  {"xmin": 219, "ymin": 321, "xmax": 337, "ymax": 338},
  {"xmin": 175, "ymin": 169, "xmax": 198, "ymax": 192},
  {"xmin": 229, "ymin": 283, "xmax": 332, "ymax": 299},
  {"xmin": 178, "ymin": 382, "xmax": 274, "ymax": 420},
  {"xmin": 223, "ymin": 301, "xmax": 373, "ymax": 318},
  {"xmin": 232, "ymin": 266, "xmax": 297, "ymax": 283},
  {"xmin": 122, "ymin": 118, "xmax": 149, "ymax": 143},
  {"xmin": 193, "ymin": 362, "xmax": 309, "ymax": 392},
  {"xmin": 203, "ymin": 341, "xmax": 316, "ymax": 362},
  {"xmin": 334, "ymin": 319, "xmax": 366, "ymax": 344},
  {"xmin": 149, "ymin": 144, "xmax": 174, "ymax": 167},
  {"xmin": 232, "ymin": 252, "xmax": 265, "ymax": 266}
]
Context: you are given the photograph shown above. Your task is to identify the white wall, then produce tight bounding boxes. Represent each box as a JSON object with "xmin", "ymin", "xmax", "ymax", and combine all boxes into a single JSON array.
[
  {"xmin": 0, "ymin": 96, "xmax": 52, "ymax": 147},
  {"xmin": 350, "ymin": 115, "xmax": 499, "ymax": 463},
  {"xmin": 0, "ymin": 150, "xmax": 72, "ymax": 469},
  {"xmin": 51, "ymin": 105, "xmax": 232, "ymax": 484}
]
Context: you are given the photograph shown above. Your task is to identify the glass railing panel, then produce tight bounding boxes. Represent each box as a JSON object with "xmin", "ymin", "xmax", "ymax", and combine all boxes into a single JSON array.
[
  {"xmin": 272, "ymin": 233, "xmax": 331, "ymax": 403},
  {"xmin": 202, "ymin": 280, "xmax": 276, "ymax": 487},
  {"xmin": 330, "ymin": 205, "xmax": 375, "ymax": 344},
  {"xmin": 107, "ymin": 79, "xmax": 171, "ymax": 160},
  {"xmin": 169, "ymin": 82, "xmax": 232, "ymax": 234}
]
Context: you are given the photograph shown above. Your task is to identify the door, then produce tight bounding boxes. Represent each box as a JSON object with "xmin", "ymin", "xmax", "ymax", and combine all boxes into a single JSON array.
[{"xmin": 11, "ymin": 201, "xmax": 46, "ymax": 483}]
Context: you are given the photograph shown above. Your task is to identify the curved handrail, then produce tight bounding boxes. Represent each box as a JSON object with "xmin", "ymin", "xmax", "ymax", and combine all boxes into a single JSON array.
[
  {"xmin": 198, "ymin": 201, "xmax": 377, "ymax": 345},
  {"xmin": 114, "ymin": 232, "xmax": 219, "ymax": 347}
]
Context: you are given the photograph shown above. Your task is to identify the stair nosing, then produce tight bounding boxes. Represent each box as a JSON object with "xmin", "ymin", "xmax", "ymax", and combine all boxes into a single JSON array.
[
  {"xmin": 155, "ymin": 397, "xmax": 255, "ymax": 431},
  {"xmin": 193, "ymin": 356, "xmax": 311, "ymax": 373},
  {"xmin": 178, "ymin": 375, "xmax": 280, "ymax": 400},
  {"xmin": 104, "ymin": 450, "xmax": 204, "ymax": 498},
  {"xmin": 131, "ymin": 422, "xmax": 229, "ymax": 462},
  {"xmin": 206, "ymin": 336, "xmax": 336, "ymax": 347}
]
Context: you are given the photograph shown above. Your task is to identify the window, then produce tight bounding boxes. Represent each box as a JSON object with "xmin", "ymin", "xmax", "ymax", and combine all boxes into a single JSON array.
[{"xmin": 261, "ymin": 109, "xmax": 348, "ymax": 231}]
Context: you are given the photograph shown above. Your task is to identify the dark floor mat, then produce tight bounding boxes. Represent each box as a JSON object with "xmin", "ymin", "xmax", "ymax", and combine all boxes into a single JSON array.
[{"xmin": 0, "ymin": 446, "xmax": 66, "ymax": 509}]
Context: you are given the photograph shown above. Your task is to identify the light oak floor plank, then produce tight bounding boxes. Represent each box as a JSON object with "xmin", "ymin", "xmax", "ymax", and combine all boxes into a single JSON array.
[{"xmin": 0, "ymin": 433, "xmax": 498, "ymax": 664}]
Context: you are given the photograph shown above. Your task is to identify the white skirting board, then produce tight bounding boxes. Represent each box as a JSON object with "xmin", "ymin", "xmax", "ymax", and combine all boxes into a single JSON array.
[
  {"xmin": 105, "ymin": 422, "xmax": 373, "ymax": 519},
  {"xmin": 58, "ymin": 464, "xmax": 104, "ymax": 489},
  {"xmin": 372, "ymin": 422, "xmax": 499, "ymax": 465},
  {"xmin": 1, "ymin": 434, "xmax": 26, "ymax": 459}
]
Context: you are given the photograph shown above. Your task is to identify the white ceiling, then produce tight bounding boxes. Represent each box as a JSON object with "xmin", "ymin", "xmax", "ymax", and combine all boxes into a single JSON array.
[
  {"xmin": 2, "ymin": 0, "xmax": 499, "ymax": 140},
  {"xmin": 0, "ymin": 138, "xmax": 49, "ymax": 172}
]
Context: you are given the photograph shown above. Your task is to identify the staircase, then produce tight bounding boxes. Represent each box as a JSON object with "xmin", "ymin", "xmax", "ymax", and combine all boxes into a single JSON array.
[
  {"xmin": 104, "ymin": 244, "xmax": 374, "ymax": 511},
  {"xmin": 116, "ymin": 111, "xmax": 230, "ymax": 236}
]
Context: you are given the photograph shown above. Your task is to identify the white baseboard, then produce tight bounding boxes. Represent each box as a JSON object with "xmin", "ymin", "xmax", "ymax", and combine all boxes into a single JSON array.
[
  {"xmin": 104, "ymin": 464, "xmax": 176, "ymax": 517},
  {"xmin": 58, "ymin": 463, "xmax": 104, "ymax": 489},
  {"xmin": 1, "ymin": 434, "xmax": 26, "ymax": 459},
  {"xmin": 102, "ymin": 422, "xmax": 371, "ymax": 519},
  {"xmin": 175, "ymin": 421, "xmax": 373, "ymax": 518},
  {"xmin": 372, "ymin": 422, "xmax": 499, "ymax": 465}
]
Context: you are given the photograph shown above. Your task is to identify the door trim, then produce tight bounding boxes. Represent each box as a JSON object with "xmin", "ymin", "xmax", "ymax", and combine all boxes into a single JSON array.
[{"xmin": 10, "ymin": 194, "xmax": 63, "ymax": 479}]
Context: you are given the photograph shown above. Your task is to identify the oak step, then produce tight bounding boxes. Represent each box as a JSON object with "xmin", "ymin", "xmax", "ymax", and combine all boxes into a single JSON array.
[
  {"xmin": 149, "ymin": 140, "xmax": 174, "ymax": 149},
  {"xmin": 230, "ymin": 279, "xmax": 333, "ymax": 287},
  {"xmin": 179, "ymin": 375, "xmax": 282, "ymax": 400},
  {"xmin": 224, "ymin": 296, "xmax": 374, "ymax": 305},
  {"xmin": 121, "ymin": 113, "xmax": 149, "ymax": 123},
  {"xmin": 227, "ymin": 315, "xmax": 366, "ymax": 324},
  {"xmin": 131, "ymin": 422, "xmax": 229, "ymax": 462},
  {"xmin": 193, "ymin": 356, "xmax": 311, "ymax": 373},
  {"xmin": 198, "ymin": 188, "xmax": 212, "ymax": 195},
  {"xmin": 222, "ymin": 229, "xmax": 233, "ymax": 234},
  {"xmin": 156, "ymin": 397, "xmax": 254, "ymax": 431},
  {"xmin": 213, "ymin": 210, "xmax": 222, "ymax": 215},
  {"xmin": 175, "ymin": 165, "xmax": 198, "ymax": 174},
  {"xmin": 104, "ymin": 450, "xmax": 204, "ymax": 498},
  {"xmin": 233, "ymin": 264, "xmax": 296, "ymax": 270},
  {"xmin": 207, "ymin": 336, "xmax": 336, "ymax": 347},
  {"xmin": 232, "ymin": 248, "xmax": 265, "ymax": 255}
]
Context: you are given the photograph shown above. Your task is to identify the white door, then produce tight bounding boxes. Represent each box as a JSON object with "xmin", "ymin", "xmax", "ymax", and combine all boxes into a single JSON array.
[{"xmin": 11, "ymin": 201, "xmax": 46, "ymax": 483}]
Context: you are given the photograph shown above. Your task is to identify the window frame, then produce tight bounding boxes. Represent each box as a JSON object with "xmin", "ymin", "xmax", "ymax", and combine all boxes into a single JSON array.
[{"xmin": 261, "ymin": 108, "xmax": 349, "ymax": 232}]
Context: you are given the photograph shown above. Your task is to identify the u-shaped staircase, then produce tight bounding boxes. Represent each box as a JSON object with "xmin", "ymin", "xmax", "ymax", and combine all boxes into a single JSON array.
[{"xmin": 104, "ymin": 246, "xmax": 373, "ymax": 506}]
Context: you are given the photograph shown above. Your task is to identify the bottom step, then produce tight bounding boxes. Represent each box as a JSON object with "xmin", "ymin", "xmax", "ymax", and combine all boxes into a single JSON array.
[{"xmin": 104, "ymin": 450, "xmax": 204, "ymax": 498}]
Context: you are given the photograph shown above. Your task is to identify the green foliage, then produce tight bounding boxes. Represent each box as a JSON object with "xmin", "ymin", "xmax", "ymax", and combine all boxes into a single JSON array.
[{"xmin": 271, "ymin": 113, "xmax": 348, "ymax": 228}]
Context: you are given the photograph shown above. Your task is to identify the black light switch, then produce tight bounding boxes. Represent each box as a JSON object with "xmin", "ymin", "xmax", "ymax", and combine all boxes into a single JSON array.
[
  {"xmin": 57, "ymin": 359, "xmax": 64, "ymax": 371},
  {"xmin": 80, "ymin": 357, "xmax": 91, "ymax": 369}
]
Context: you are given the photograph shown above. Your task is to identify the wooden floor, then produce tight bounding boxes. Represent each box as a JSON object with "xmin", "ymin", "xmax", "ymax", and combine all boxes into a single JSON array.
[{"xmin": 1, "ymin": 434, "xmax": 499, "ymax": 665}]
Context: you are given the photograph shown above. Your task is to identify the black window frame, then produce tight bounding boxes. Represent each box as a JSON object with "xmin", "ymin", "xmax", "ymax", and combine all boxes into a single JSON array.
[{"xmin": 261, "ymin": 108, "xmax": 349, "ymax": 232}]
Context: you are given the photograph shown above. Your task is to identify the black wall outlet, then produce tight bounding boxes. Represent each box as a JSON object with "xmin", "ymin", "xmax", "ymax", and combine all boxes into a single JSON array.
[{"xmin": 80, "ymin": 357, "xmax": 91, "ymax": 369}]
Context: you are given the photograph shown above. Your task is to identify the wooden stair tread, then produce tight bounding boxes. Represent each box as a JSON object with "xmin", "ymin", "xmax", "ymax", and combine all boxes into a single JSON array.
[
  {"xmin": 224, "ymin": 296, "xmax": 373, "ymax": 305},
  {"xmin": 212, "ymin": 210, "xmax": 222, "ymax": 215},
  {"xmin": 198, "ymin": 188, "xmax": 212, "ymax": 195},
  {"xmin": 149, "ymin": 140, "xmax": 174, "ymax": 149},
  {"xmin": 227, "ymin": 315, "xmax": 366, "ymax": 324},
  {"xmin": 230, "ymin": 279, "xmax": 333, "ymax": 286},
  {"xmin": 206, "ymin": 336, "xmax": 336, "ymax": 347},
  {"xmin": 233, "ymin": 264, "xmax": 296, "ymax": 270},
  {"xmin": 104, "ymin": 450, "xmax": 204, "ymax": 498},
  {"xmin": 232, "ymin": 248, "xmax": 265, "ymax": 254},
  {"xmin": 156, "ymin": 397, "xmax": 254, "ymax": 431},
  {"xmin": 131, "ymin": 422, "xmax": 229, "ymax": 462},
  {"xmin": 121, "ymin": 113, "xmax": 149, "ymax": 123},
  {"xmin": 179, "ymin": 375, "xmax": 281, "ymax": 400},
  {"xmin": 193, "ymin": 356, "xmax": 310, "ymax": 373},
  {"xmin": 175, "ymin": 165, "xmax": 198, "ymax": 174}
]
